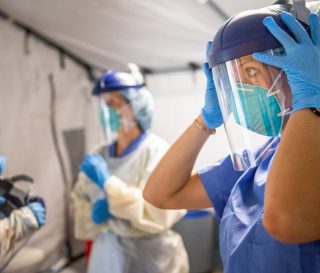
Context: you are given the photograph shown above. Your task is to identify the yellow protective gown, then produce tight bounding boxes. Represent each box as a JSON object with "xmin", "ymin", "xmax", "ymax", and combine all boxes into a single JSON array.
[{"xmin": 72, "ymin": 133, "xmax": 189, "ymax": 273}]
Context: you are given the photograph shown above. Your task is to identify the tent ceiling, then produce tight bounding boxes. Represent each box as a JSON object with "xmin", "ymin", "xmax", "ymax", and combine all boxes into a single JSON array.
[{"xmin": 0, "ymin": 0, "xmax": 276, "ymax": 72}]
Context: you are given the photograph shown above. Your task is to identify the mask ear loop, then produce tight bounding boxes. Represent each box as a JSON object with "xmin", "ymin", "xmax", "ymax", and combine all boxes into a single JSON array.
[
  {"xmin": 266, "ymin": 70, "xmax": 292, "ymax": 117},
  {"xmin": 121, "ymin": 119, "xmax": 137, "ymax": 132},
  {"xmin": 277, "ymin": 108, "xmax": 292, "ymax": 117},
  {"xmin": 266, "ymin": 70, "xmax": 282, "ymax": 97},
  {"xmin": 115, "ymin": 104, "xmax": 137, "ymax": 133}
]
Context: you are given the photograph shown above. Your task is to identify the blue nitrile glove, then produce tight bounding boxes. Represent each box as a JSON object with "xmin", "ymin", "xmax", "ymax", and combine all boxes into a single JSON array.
[
  {"xmin": 0, "ymin": 155, "xmax": 6, "ymax": 175},
  {"xmin": 91, "ymin": 198, "xmax": 111, "ymax": 224},
  {"xmin": 0, "ymin": 196, "xmax": 6, "ymax": 205},
  {"xmin": 253, "ymin": 12, "xmax": 320, "ymax": 112},
  {"xmin": 27, "ymin": 202, "xmax": 46, "ymax": 227},
  {"xmin": 80, "ymin": 154, "xmax": 109, "ymax": 189},
  {"xmin": 201, "ymin": 41, "xmax": 223, "ymax": 129}
]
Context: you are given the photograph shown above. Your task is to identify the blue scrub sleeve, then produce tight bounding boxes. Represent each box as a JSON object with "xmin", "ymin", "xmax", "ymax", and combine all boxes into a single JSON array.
[{"xmin": 198, "ymin": 156, "xmax": 244, "ymax": 222}]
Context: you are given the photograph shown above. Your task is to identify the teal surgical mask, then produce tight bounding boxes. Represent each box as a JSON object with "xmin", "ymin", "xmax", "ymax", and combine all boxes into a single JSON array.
[
  {"xmin": 100, "ymin": 105, "xmax": 108, "ymax": 129},
  {"xmin": 100, "ymin": 106, "xmax": 121, "ymax": 133},
  {"xmin": 108, "ymin": 107, "xmax": 121, "ymax": 132},
  {"xmin": 99, "ymin": 101, "xmax": 122, "ymax": 145},
  {"xmin": 232, "ymin": 83, "xmax": 283, "ymax": 137}
]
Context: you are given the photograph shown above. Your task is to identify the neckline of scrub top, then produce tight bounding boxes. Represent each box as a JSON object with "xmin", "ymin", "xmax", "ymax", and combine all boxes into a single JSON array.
[{"xmin": 108, "ymin": 132, "xmax": 148, "ymax": 158}]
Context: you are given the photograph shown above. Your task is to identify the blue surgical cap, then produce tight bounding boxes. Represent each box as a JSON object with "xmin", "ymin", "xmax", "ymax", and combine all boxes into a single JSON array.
[{"xmin": 120, "ymin": 88, "xmax": 154, "ymax": 131}]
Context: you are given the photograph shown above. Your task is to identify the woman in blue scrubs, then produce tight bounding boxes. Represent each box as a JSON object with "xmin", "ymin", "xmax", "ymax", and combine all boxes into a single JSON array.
[{"xmin": 144, "ymin": 2, "xmax": 320, "ymax": 273}]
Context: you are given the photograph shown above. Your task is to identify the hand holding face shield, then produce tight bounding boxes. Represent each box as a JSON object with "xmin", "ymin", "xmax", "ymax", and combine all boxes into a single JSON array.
[
  {"xmin": 253, "ymin": 12, "xmax": 320, "ymax": 112},
  {"xmin": 205, "ymin": 1, "xmax": 319, "ymax": 170},
  {"xmin": 201, "ymin": 42, "xmax": 223, "ymax": 129}
]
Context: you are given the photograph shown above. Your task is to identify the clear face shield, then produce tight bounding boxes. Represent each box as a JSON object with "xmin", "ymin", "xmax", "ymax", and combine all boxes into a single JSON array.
[
  {"xmin": 99, "ymin": 99, "xmax": 121, "ymax": 145},
  {"xmin": 213, "ymin": 48, "xmax": 292, "ymax": 170},
  {"xmin": 99, "ymin": 92, "xmax": 137, "ymax": 145}
]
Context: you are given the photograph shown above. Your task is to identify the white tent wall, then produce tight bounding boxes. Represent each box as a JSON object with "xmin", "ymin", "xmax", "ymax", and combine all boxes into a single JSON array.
[
  {"xmin": 1, "ymin": 0, "xmax": 311, "ymax": 272},
  {"xmin": 0, "ymin": 0, "xmax": 275, "ymax": 71},
  {"xmin": 0, "ymin": 18, "xmax": 98, "ymax": 272},
  {"xmin": 0, "ymin": 17, "xmax": 231, "ymax": 272},
  {"xmin": 0, "ymin": 16, "xmax": 231, "ymax": 272},
  {"xmin": 146, "ymin": 70, "xmax": 231, "ymax": 168}
]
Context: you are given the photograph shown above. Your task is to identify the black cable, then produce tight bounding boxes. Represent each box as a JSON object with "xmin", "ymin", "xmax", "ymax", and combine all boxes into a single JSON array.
[
  {"xmin": 273, "ymin": 0, "xmax": 290, "ymax": 4},
  {"xmin": 24, "ymin": 29, "xmax": 31, "ymax": 55},
  {"xmin": 85, "ymin": 65, "xmax": 95, "ymax": 82},
  {"xmin": 59, "ymin": 49, "xmax": 66, "ymax": 70},
  {"xmin": 48, "ymin": 73, "xmax": 72, "ymax": 264},
  {"xmin": 0, "ymin": 8, "xmax": 9, "ymax": 20}
]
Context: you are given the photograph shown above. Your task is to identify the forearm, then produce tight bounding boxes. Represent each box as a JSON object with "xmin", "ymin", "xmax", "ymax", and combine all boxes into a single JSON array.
[
  {"xmin": 264, "ymin": 109, "xmax": 320, "ymax": 242},
  {"xmin": 143, "ymin": 115, "xmax": 210, "ymax": 208}
]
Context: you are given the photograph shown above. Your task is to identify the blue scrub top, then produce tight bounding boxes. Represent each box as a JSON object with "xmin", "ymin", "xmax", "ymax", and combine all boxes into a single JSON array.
[
  {"xmin": 108, "ymin": 132, "xmax": 148, "ymax": 158},
  {"xmin": 199, "ymin": 138, "xmax": 320, "ymax": 273}
]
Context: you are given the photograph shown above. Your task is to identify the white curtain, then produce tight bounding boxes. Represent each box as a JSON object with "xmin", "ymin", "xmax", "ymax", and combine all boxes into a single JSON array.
[
  {"xmin": 0, "ymin": 18, "xmax": 99, "ymax": 272},
  {"xmin": 146, "ymin": 69, "xmax": 230, "ymax": 168}
]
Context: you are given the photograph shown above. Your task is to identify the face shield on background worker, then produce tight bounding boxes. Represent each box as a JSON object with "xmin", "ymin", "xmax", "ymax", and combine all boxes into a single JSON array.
[
  {"xmin": 93, "ymin": 63, "xmax": 154, "ymax": 145},
  {"xmin": 207, "ymin": 4, "xmax": 313, "ymax": 170}
]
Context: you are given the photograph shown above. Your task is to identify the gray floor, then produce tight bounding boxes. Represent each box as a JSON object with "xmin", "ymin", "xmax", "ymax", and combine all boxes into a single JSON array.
[
  {"xmin": 59, "ymin": 259, "xmax": 86, "ymax": 273},
  {"xmin": 57, "ymin": 258, "xmax": 223, "ymax": 273}
]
